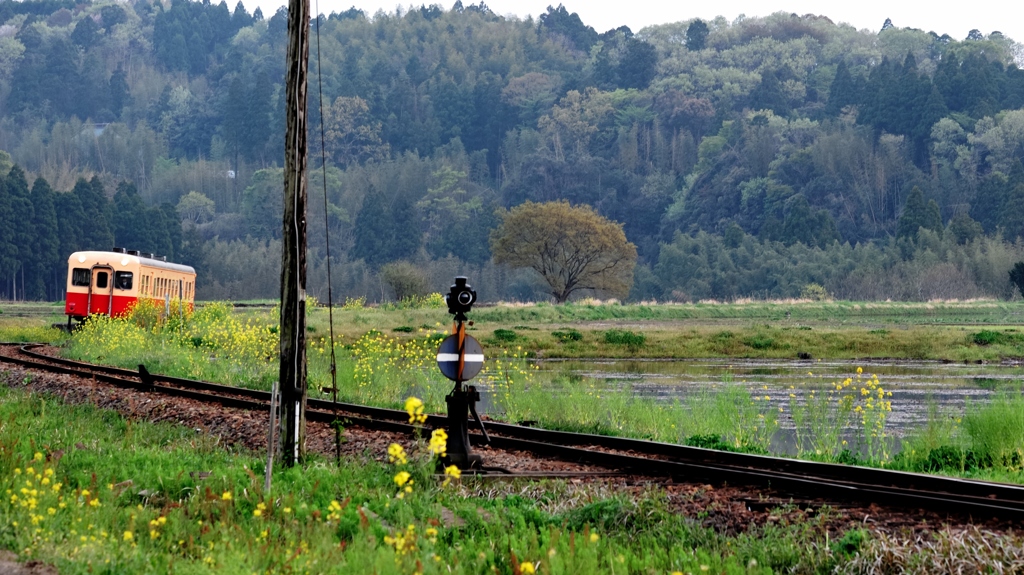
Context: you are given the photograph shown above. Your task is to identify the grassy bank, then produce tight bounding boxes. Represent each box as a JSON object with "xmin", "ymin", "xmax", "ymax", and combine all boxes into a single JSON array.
[{"xmin": 0, "ymin": 383, "xmax": 866, "ymax": 574}]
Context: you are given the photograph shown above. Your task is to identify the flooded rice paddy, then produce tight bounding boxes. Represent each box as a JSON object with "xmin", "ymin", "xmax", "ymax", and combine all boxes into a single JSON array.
[{"xmin": 490, "ymin": 358, "xmax": 1024, "ymax": 434}]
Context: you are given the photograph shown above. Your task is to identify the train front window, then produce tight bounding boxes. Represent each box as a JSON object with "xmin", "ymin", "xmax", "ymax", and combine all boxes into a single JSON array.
[
  {"xmin": 114, "ymin": 271, "xmax": 133, "ymax": 290},
  {"xmin": 95, "ymin": 272, "xmax": 108, "ymax": 289},
  {"xmin": 72, "ymin": 268, "xmax": 90, "ymax": 286}
]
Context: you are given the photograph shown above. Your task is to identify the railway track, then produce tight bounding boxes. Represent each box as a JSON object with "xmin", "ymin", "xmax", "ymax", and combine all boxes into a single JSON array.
[{"xmin": 2, "ymin": 343, "xmax": 1024, "ymax": 523}]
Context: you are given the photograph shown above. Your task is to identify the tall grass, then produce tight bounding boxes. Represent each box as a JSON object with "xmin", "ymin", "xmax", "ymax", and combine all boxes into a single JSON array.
[
  {"xmin": 491, "ymin": 371, "xmax": 778, "ymax": 452},
  {"xmin": 891, "ymin": 391, "xmax": 1024, "ymax": 482},
  {"xmin": 962, "ymin": 392, "xmax": 1024, "ymax": 467}
]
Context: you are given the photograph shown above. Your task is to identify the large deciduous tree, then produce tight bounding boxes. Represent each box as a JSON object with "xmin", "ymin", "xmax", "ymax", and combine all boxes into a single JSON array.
[
  {"xmin": 490, "ymin": 201, "xmax": 637, "ymax": 303},
  {"xmin": 323, "ymin": 96, "xmax": 389, "ymax": 168}
]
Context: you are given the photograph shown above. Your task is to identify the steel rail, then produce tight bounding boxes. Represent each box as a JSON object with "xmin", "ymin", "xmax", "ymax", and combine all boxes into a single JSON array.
[
  {"xmin": 475, "ymin": 434, "xmax": 1024, "ymax": 520},
  {"xmin": 5, "ymin": 344, "xmax": 1024, "ymax": 520}
]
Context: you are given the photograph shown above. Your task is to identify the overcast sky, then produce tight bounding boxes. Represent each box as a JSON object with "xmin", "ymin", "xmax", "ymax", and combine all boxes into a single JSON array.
[{"xmin": 242, "ymin": 0, "xmax": 1024, "ymax": 45}]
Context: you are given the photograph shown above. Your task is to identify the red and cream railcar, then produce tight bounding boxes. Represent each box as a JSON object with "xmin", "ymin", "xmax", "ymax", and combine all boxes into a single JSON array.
[{"xmin": 65, "ymin": 249, "xmax": 196, "ymax": 322}]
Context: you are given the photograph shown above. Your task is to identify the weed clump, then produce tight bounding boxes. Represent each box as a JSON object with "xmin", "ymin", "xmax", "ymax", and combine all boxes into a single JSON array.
[
  {"xmin": 972, "ymin": 330, "xmax": 1006, "ymax": 345},
  {"xmin": 920, "ymin": 446, "xmax": 990, "ymax": 472},
  {"xmin": 831, "ymin": 528, "xmax": 868, "ymax": 558},
  {"xmin": 603, "ymin": 329, "xmax": 645, "ymax": 350},
  {"xmin": 491, "ymin": 329, "xmax": 518, "ymax": 343},
  {"xmin": 684, "ymin": 433, "xmax": 767, "ymax": 455},
  {"xmin": 552, "ymin": 328, "xmax": 583, "ymax": 343}
]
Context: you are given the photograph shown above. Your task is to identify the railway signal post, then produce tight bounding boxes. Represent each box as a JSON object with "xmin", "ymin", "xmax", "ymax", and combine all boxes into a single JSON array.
[{"xmin": 437, "ymin": 277, "xmax": 489, "ymax": 468}]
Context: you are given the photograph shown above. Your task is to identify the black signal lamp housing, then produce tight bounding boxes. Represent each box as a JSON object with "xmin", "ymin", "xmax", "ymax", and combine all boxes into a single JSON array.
[{"xmin": 446, "ymin": 276, "xmax": 476, "ymax": 316}]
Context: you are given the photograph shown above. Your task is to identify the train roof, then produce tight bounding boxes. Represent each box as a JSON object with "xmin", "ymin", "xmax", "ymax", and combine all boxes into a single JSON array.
[{"xmin": 68, "ymin": 251, "xmax": 196, "ymax": 275}]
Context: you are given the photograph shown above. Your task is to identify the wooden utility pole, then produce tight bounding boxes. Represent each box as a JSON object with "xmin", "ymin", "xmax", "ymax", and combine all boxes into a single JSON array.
[{"xmin": 280, "ymin": 0, "xmax": 310, "ymax": 467}]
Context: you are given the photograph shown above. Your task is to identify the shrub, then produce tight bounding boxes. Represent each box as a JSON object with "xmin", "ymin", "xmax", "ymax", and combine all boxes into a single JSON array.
[
  {"xmin": 800, "ymin": 283, "xmax": 830, "ymax": 301},
  {"xmin": 380, "ymin": 261, "xmax": 428, "ymax": 301},
  {"xmin": 603, "ymin": 329, "xmax": 646, "ymax": 350},
  {"xmin": 972, "ymin": 330, "xmax": 1007, "ymax": 345}
]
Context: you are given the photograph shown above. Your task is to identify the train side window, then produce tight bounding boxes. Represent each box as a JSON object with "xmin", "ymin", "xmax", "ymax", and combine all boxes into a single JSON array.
[
  {"xmin": 114, "ymin": 271, "xmax": 133, "ymax": 290},
  {"xmin": 96, "ymin": 272, "xmax": 108, "ymax": 289},
  {"xmin": 72, "ymin": 268, "xmax": 90, "ymax": 286}
]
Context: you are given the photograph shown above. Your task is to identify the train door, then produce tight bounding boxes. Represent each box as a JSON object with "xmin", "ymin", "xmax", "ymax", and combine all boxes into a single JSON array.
[{"xmin": 87, "ymin": 265, "xmax": 115, "ymax": 315}]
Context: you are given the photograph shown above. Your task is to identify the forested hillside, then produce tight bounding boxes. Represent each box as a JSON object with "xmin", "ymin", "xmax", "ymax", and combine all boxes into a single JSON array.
[{"xmin": 1, "ymin": 0, "xmax": 1023, "ymax": 302}]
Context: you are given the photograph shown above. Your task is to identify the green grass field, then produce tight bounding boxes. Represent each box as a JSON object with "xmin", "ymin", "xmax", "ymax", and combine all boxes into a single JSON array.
[
  {"xmin": 8, "ymin": 297, "xmax": 1024, "ymax": 360},
  {"xmin": 0, "ymin": 384, "xmax": 857, "ymax": 574},
  {"xmin": 293, "ymin": 298, "xmax": 1024, "ymax": 361},
  {"xmin": 3, "ymin": 299, "xmax": 1024, "ymax": 571}
]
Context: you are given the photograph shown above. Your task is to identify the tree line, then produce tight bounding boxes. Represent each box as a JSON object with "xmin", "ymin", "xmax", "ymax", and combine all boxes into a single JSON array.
[
  {"xmin": 0, "ymin": 153, "xmax": 184, "ymax": 300},
  {"xmin": 1, "ymin": 2, "xmax": 1024, "ymax": 301}
]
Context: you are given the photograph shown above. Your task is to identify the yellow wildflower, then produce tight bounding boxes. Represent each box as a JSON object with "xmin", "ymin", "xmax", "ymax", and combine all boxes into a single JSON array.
[{"xmin": 429, "ymin": 429, "xmax": 448, "ymax": 457}]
